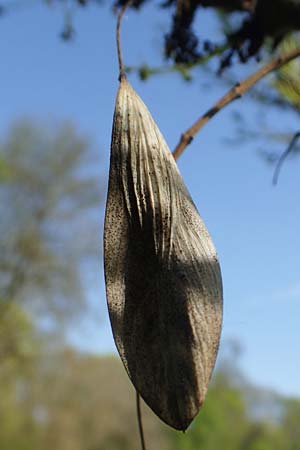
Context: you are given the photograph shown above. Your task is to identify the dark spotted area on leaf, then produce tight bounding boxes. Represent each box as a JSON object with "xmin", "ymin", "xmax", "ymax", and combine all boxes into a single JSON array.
[{"xmin": 104, "ymin": 78, "xmax": 223, "ymax": 430}]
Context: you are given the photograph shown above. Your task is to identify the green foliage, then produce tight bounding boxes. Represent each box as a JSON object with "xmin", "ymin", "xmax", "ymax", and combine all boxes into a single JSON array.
[
  {"xmin": 0, "ymin": 304, "xmax": 40, "ymax": 450},
  {"xmin": 273, "ymin": 35, "xmax": 300, "ymax": 110},
  {"xmin": 281, "ymin": 399, "xmax": 300, "ymax": 450},
  {"xmin": 0, "ymin": 303, "xmax": 37, "ymax": 369},
  {"xmin": 0, "ymin": 121, "xmax": 102, "ymax": 326},
  {"xmin": 0, "ymin": 339, "xmax": 172, "ymax": 450},
  {"xmin": 169, "ymin": 370, "xmax": 248, "ymax": 450},
  {"xmin": 0, "ymin": 323, "xmax": 299, "ymax": 450},
  {"xmin": 0, "ymin": 157, "xmax": 11, "ymax": 182},
  {"xmin": 166, "ymin": 348, "xmax": 300, "ymax": 450}
]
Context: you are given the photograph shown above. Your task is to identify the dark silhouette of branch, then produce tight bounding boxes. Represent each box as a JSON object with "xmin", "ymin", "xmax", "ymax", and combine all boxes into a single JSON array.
[
  {"xmin": 173, "ymin": 47, "xmax": 300, "ymax": 160},
  {"xmin": 273, "ymin": 131, "xmax": 300, "ymax": 185}
]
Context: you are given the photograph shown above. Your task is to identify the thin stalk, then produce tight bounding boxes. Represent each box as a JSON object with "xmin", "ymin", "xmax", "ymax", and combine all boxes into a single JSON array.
[
  {"xmin": 136, "ymin": 391, "xmax": 146, "ymax": 450},
  {"xmin": 116, "ymin": 0, "xmax": 133, "ymax": 80}
]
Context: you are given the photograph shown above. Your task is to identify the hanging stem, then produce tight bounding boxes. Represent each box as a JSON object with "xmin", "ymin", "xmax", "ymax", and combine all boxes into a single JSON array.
[
  {"xmin": 116, "ymin": 0, "xmax": 133, "ymax": 80},
  {"xmin": 136, "ymin": 391, "xmax": 147, "ymax": 450}
]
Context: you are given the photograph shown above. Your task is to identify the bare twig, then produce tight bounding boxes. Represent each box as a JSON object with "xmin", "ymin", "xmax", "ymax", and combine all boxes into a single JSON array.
[
  {"xmin": 136, "ymin": 392, "xmax": 147, "ymax": 450},
  {"xmin": 173, "ymin": 48, "xmax": 300, "ymax": 160},
  {"xmin": 273, "ymin": 131, "xmax": 300, "ymax": 185},
  {"xmin": 116, "ymin": 0, "xmax": 133, "ymax": 80}
]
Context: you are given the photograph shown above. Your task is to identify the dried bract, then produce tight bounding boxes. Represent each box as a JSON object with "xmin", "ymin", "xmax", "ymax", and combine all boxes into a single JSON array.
[{"xmin": 104, "ymin": 78, "xmax": 223, "ymax": 430}]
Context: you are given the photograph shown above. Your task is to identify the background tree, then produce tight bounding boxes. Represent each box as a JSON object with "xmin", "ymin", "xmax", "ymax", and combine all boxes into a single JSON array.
[
  {"xmin": 2, "ymin": 0, "xmax": 299, "ymax": 168},
  {"xmin": 0, "ymin": 121, "xmax": 102, "ymax": 327},
  {"xmin": 0, "ymin": 303, "xmax": 40, "ymax": 450},
  {"xmin": 1, "ymin": 337, "xmax": 299, "ymax": 450}
]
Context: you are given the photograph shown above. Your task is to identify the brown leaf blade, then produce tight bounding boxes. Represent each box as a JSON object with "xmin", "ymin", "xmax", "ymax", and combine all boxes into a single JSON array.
[{"xmin": 104, "ymin": 79, "xmax": 223, "ymax": 430}]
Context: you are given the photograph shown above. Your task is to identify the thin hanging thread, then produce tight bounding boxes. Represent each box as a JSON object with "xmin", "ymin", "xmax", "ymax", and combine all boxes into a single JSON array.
[
  {"xmin": 136, "ymin": 391, "xmax": 147, "ymax": 450},
  {"xmin": 116, "ymin": 0, "xmax": 133, "ymax": 80}
]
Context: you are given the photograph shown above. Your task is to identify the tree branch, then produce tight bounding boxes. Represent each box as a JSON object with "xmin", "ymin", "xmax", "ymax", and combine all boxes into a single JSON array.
[{"xmin": 173, "ymin": 48, "xmax": 300, "ymax": 160}]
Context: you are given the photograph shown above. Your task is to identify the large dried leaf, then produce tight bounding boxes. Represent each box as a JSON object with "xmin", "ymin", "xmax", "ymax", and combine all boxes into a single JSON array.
[{"xmin": 104, "ymin": 78, "xmax": 223, "ymax": 430}]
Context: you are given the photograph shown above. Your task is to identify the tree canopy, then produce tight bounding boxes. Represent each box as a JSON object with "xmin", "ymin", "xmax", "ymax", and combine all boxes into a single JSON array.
[
  {"xmin": 2, "ymin": 1, "xmax": 300, "ymax": 68},
  {"xmin": 0, "ymin": 121, "xmax": 102, "ymax": 327},
  {"xmin": 0, "ymin": 333, "xmax": 300, "ymax": 450}
]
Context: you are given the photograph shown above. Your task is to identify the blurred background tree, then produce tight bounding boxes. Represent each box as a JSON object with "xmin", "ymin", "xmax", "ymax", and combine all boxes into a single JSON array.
[
  {"xmin": 0, "ymin": 119, "xmax": 104, "ymax": 448},
  {"xmin": 0, "ymin": 121, "xmax": 102, "ymax": 327},
  {"xmin": 1, "ymin": 333, "xmax": 300, "ymax": 450},
  {"xmin": 0, "ymin": 120, "xmax": 103, "ymax": 424}
]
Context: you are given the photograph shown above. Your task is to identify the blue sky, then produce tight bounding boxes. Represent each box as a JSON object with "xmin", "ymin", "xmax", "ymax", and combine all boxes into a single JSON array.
[{"xmin": 1, "ymin": 1, "xmax": 299, "ymax": 397}]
